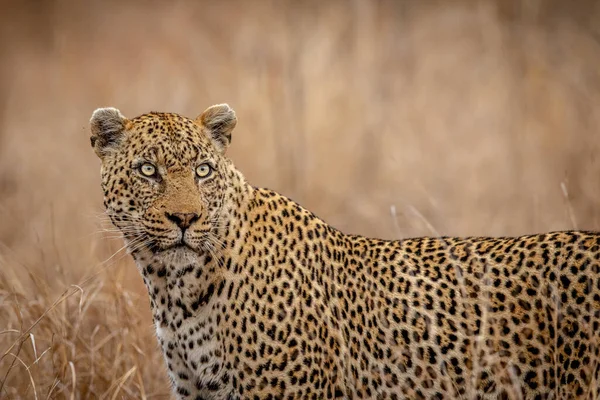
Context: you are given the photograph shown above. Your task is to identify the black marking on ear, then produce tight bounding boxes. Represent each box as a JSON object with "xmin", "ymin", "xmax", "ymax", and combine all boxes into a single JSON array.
[
  {"xmin": 89, "ymin": 107, "xmax": 128, "ymax": 158},
  {"xmin": 197, "ymin": 104, "xmax": 237, "ymax": 152}
]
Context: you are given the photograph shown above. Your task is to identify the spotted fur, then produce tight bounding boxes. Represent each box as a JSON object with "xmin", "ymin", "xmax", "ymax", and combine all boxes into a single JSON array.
[{"xmin": 90, "ymin": 104, "xmax": 600, "ymax": 399}]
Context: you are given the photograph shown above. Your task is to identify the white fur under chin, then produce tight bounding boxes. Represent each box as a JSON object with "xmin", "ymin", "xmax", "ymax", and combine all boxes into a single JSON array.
[{"xmin": 156, "ymin": 246, "xmax": 202, "ymax": 267}]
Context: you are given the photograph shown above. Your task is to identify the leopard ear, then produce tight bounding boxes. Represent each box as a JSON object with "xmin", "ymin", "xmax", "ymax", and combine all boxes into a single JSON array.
[
  {"xmin": 89, "ymin": 107, "xmax": 129, "ymax": 159},
  {"xmin": 197, "ymin": 104, "xmax": 237, "ymax": 152}
]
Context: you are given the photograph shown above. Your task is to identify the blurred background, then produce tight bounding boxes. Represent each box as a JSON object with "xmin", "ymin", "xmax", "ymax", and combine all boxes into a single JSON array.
[{"xmin": 1, "ymin": 0, "xmax": 600, "ymax": 398}]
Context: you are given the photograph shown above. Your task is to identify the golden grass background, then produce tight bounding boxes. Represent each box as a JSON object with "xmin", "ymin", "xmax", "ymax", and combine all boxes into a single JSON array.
[{"xmin": 1, "ymin": 0, "xmax": 600, "ymax": 398}]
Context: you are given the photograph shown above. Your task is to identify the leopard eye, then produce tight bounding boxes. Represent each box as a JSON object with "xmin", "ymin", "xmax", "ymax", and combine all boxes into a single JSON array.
[
  {"xmin": 196, "ymin": 163, "xmax": 213, "ymax": 179},
  {"xmin": 140, "ymin": 163, "xmax": 156, "ymax": 177}
]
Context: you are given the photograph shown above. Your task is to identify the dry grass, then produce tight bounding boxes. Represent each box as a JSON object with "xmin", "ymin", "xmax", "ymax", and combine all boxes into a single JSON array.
[
  {"xmin": 0, "ymin": 258, "xmax": 171, "ymax": 399},
  {"xmin": 1, "ymin": 0, "xmax": 600, "ymax": 398}
]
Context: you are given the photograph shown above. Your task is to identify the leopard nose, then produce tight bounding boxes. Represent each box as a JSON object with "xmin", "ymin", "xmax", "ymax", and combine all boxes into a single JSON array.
[{"xmin": 166, "ymin": 212, "xmax": 199, "ymax": 230}]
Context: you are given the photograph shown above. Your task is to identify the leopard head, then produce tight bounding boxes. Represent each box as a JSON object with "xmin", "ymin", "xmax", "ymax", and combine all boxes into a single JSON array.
[{"xmin": 90, "ymin": 104, "xmax": 243, "ymax": 258}]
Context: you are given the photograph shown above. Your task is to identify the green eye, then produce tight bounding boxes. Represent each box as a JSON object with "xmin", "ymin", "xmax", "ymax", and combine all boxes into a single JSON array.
[
  {"xmin": 196, "ymin": 163, "xmax": 213, "ymax": 178},
  {"xmin": 140, "ymin": 163, "xmax": 156, "ymax": 177}
]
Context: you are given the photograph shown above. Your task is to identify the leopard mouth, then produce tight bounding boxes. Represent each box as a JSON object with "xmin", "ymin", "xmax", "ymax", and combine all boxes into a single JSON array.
[
  {"xmin": 140, "ymin": 229, "xmax": 207, "ymax": 255},
  {"xmin": 163, "ymin": 240, "xmax": 190, "ymax": 250},
  {"xmin": 156, "ymin": 238, "xmax": 197, "ymax": 254}
]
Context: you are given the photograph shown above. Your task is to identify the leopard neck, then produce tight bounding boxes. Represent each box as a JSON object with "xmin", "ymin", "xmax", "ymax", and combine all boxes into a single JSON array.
[{"xmin": 130, "ymin": 180, "xmax": 254, "ymax": 319}]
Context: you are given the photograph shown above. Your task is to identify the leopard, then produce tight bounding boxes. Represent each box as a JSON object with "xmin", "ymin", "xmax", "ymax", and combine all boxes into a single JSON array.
[{"xmin": 89, "ymin": 104, "xmax": 600, "ymax": 400}]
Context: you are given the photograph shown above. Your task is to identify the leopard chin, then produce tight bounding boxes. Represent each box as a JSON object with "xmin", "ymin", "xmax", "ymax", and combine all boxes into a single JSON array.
[{"xmin": 156, "ymin": 245, "xmax": 200, "ymax": 266}]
